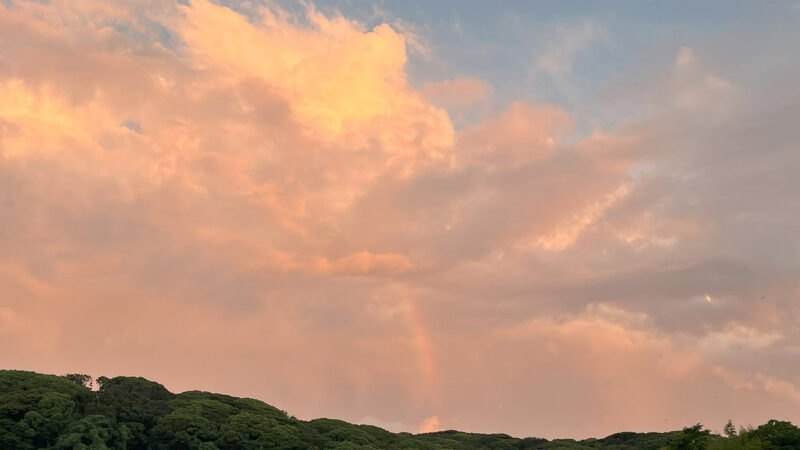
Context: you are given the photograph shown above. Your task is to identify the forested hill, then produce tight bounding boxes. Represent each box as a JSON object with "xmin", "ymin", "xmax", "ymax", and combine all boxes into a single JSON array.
[{"xmin": 1, "ymin": 370, "xmax": 798, "ymax": 450}]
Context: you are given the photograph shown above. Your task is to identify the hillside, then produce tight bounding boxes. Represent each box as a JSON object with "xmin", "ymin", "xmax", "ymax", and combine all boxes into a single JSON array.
[{"xmin": 0, "ymin": 370, "xmax": 797, "ymax": 449}]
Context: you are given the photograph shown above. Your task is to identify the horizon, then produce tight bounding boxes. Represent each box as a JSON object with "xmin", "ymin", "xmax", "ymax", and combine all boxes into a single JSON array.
[{"xmin": 1, "ymin": 0, "xmax": 799, "ymax": 441}]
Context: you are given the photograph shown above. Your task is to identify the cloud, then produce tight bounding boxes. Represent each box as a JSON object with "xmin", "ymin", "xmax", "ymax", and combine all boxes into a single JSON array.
[
  {"xmin": 455, "ymin": 101, "xmax": 573, "ymax": 169},
  {"xmin": 536, "ymin": 20, "xmax": 604, "ymax": 77},
  {"xmin": 180, "ymin": 0, "xmax": 450, "ymax": 144},
  {"xmin": 670, "ymin": 47, "xmax": 736, "ymax": 114},
  {"xmin": 699, "ymin": 324, "xmax": 782, "ymax": 354},
  {"xmin": 761, "ymin": 375, "xmax": 800, "ymax": 404},
  {"xmin": 422, "ymin": 77, "xmax": 494, "ymax": 110},
  {"xmin": 390, "ymin": 18, "xmax": 432, "ymax": 59}
]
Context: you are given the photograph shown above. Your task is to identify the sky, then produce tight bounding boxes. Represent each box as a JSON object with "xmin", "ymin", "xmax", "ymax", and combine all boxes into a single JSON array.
[{"xmin": 1, "ymin": 0, "xmax": 800, "ymax": 440}]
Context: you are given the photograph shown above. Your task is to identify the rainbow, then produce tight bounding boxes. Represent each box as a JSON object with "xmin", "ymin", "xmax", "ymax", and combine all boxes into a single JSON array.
[{"xmin": 405, "ymin": 300, "xmax": 441, "ymax": 408}]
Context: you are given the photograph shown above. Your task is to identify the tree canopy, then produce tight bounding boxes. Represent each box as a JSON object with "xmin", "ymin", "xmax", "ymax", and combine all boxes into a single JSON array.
[{"xmin": 1, "ymin": 370, "xmax": 797, "ymax": 449}]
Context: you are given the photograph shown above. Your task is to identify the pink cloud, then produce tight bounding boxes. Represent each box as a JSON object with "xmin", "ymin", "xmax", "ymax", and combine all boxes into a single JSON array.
[
  {"xmin": 455, "ymin": 101, "xmax": 573, "ymax": 170},
  {"xmin": 422, "ymin": 77, "xmax": 494, "ymax": 110}
]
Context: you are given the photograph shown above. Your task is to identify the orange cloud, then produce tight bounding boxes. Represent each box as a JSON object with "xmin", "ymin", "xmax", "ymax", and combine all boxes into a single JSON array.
[
  {"xmin": 327, "ymin": 251, "xmax": 416, "ymax": 276},
  {"xmin": 530, "ymin": 184, "xmax": 629, "ymax": 251},
  {"xmin": 180, "ymin": 0, "xmax": 453, "ymax": 173}
]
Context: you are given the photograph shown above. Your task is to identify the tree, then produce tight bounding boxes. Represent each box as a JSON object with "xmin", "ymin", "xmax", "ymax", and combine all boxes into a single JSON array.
[
  {"xmin": 65, "ymin": 374, "xmax": 94, "ymax": 390},
  {"xmin": 55, "ymin": 414, "xmax": 122, "ymax": 449},
  {"xmin": 149, "ymin": 407, "xmax": 220, "ymax": 449},
  {"xmin": 725, "ymin": 420, "xmax": 738, "ymax": 438},
  {"xmin": 669, "ymin": 424, "xmax": 712, "ymax": 450},
  {"xmin": 750, "ymin": 420, "xmax": 800, "ymax": 449},
  {"xmin": 20, "ymin": 392, "xmax": 79, "ymax": 447}
]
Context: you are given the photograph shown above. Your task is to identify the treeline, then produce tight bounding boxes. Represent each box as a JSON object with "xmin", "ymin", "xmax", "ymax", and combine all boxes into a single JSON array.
[{"xmin": 1, "ymin": 370, "xmax": 798, "ymax": 449}]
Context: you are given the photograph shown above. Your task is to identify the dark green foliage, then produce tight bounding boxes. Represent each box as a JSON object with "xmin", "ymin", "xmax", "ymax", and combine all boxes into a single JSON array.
[
  {"xmin": 55, "ymin": 414, "xmax": 124, "ymax": 449},
  {"xmin": 0, "ymin": 371, "xmax": 89, "ymax": 449},
  {"xmin": 750, "ymin": 420, "xmax": 800, "ymax": 449},
  {"xmin": 584, "ymin": 430, "xmax": 680, "ymax": 450},
  {"xmin": 669, "ymin": 424, "xmax": 712, "ymax": 450},
  {"xmin": 724, "ymin": 421, "xmax": 737, "ymax": 439},
  {"xmin": 95, "ymin": 375, "xmax": 173, "ymax": 427},
  {"xmin": 1, "ymin": 370, "xmax": 798, "ymax": 450},
  {"xmin": 64, "ymin": 374, "xmax": 93, "ymax": 390}
]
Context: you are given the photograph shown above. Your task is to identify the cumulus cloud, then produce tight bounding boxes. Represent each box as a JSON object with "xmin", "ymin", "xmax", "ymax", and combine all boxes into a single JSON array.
[{"xmin": 0, "ymin": 0, "xmax": 799, "ymax": 440}]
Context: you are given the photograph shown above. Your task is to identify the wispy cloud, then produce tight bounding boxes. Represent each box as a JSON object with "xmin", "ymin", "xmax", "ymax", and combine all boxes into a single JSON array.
[{"xmin": 536, "ymin": 20, "xmax": 605, "ymax": 77}]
